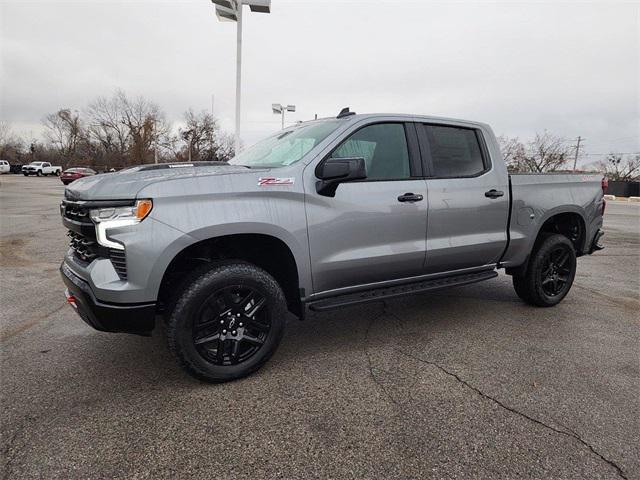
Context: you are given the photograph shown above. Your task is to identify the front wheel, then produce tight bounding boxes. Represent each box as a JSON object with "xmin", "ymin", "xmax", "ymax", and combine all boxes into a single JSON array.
[
  {"xmin": 167, "ymin": 262, "xmax": 287, "ymax": 382},
  {"xmin": 36, "ymin": 170, "xmax": 42, "ymax": 177},
  {"xmin": 512, "ymin": 233, "xmax": 577, "ymax": 307}
]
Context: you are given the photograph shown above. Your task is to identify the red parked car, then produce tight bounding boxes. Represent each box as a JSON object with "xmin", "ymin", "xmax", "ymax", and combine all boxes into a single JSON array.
[{"xmin": 60, "ymin": 167, "xmax": 96, "ymax": 185}]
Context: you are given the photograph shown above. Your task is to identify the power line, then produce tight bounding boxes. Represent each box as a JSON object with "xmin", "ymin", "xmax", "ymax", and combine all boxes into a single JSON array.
[{"xmin": 582, "ymin": 152, "xmax": 640, "ymax": 156}]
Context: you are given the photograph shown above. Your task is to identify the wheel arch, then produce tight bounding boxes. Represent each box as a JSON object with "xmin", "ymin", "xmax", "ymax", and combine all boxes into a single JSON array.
[
  {"xmin": 535, "ymin": 208, "xmax": 587, "ymax": 254},
  {"xmin": 507, "ymin": 207, "xmax": 587, "ymax": 276},
  {"xmin": 156, "ymin": 228, "xmax": 305, "ymax": 318}
]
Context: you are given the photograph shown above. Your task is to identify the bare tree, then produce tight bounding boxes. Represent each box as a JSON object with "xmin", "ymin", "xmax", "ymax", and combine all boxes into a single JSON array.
[
  {"xmin": 179, "ymin": 109, "xmax": 217, "ymax": 161},
  {"xmin": 521, "ymin": 132, "xmax": 572, "ymax": 172},
  {"xmin": 117, "ymin": 90, "xmax": 169, "ymax": 165},
  {"xmin": 42, "ymin": 109, "xmax": 84, "ymax": 161},
  {"xmin": 214, "ymin": 131, "xmax": 235, "ymax": 161},
  {"xmin": 0, "ymin": 122, "xmax": 24, "ymax": 162},
  {"xmin": 497, "ymin": 135, "xmax": 527, "ymax": 172},
  {"xmin": 86, "ymin": 93, "xmax": 130, "ymax": 161},
  {"xmin": 179, "ymin": 109, "xmax": 235, "ymax": 162},
  {"xmin": 597, "ymin": 154, "xmax": 640, "ymax": 181},
  {"xmin": 498, "ymin": 132, "xmax": 572, "ymax": 173}
]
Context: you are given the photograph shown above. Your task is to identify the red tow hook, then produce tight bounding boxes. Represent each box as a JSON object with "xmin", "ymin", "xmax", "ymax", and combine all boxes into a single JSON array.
[{"xmin": 65, "ymin": 289, "xmax": 78, "ymax": 309}]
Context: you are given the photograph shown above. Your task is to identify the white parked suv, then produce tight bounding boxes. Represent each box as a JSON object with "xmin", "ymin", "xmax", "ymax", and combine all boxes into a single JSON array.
[
  {"xmin": 0, "ymin": 160, "xmax": 10, "ymax": 174},
  {"xmin": 22, "ymin": 162, "xmax": 62, "ymax": 176}
]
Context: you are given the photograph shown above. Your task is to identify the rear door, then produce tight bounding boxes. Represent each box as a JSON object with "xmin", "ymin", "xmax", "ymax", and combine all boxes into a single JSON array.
[
  {"xmin": 417, "ymin": 123, "xmax": 509, "ymax": 273},
  {"xmin": 305, "ymin": 122, "xmax": 429, "ymax": 293}
]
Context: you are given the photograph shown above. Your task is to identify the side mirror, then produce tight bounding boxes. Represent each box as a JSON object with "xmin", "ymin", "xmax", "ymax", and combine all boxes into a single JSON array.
[{"xmin": 315, "ymin": 157, "xmax": 367, "ymax": 197}]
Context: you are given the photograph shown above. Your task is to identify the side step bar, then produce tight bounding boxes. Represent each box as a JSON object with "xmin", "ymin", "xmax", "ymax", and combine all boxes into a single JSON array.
[{"xmin": 307, "ymin": 270, "xmax": 498, "ymax": 312}]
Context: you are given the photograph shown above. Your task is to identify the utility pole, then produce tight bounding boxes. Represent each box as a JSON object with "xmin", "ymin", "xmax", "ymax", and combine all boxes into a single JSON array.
[{"xmin": 573, "ymin": 136, "xmax": 582, "ymax": 172}]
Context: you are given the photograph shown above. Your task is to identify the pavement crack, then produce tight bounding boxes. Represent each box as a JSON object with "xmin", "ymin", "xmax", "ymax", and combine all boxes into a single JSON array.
[
  {"xmin": 396, "ymin": 348, "xmax": 628, "ymax": 480},
  {"xmin": 363, "ymin": 315, "xmax": 400, "ymax": 407},
  {"xmin": 1, "ymin": 301, "xmax": 67, "ymax": 343}
]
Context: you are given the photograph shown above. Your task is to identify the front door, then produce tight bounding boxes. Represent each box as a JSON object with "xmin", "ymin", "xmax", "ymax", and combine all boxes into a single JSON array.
[
  {"xmin": 417, "ymin": 123, "xmax": 510, "ymax": 273},
  {"xmin": 305, "ymin": 122, "xmax": 428, "ymax": 294}
]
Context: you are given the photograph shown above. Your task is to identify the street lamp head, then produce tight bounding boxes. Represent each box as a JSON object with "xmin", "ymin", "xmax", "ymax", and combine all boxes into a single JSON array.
[
  {"xmin": 272, "ymin": 103, "xmax": 283, "ymax": 114},
  {"xmin": 215, "ymin": 5, "xmax": 238, "ymax": 21},
  {"xmin": 211, "ymin": 0, "xmax": 236, "ymax": 8},
  {"xmin": 286, "ymin": 105, "xmax": 296, "ymax": 112},
  {"xmin": 244, "ymin": 0, "xmax": 271, "ymax": 13}
]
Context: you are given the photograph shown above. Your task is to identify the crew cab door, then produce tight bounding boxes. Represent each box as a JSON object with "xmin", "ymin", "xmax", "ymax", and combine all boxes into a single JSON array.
[
  {"xmin": 304, "ymin": 122, "xmax": 428, "ymax": 294},
  {"xmin": 417, "ymin": 123, "xmax": 509, "ymax": 273}
]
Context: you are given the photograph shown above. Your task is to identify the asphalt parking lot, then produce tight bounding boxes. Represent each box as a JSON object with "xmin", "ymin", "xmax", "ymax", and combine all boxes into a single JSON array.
[{"xmin": 1, "ymin": 174, "xmax": 638, "ymax": 480}]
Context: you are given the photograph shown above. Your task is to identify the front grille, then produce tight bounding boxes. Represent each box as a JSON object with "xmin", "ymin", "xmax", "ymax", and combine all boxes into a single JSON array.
[
  {"xmin": 63, "ymin": 203, "xmax": 91, "ymax": 224},
  {"xmin": 62, "ymin": 199, "xmax": 128, "ymax": 281},
  {"xmin": 108, "ymin": 249, "xmax": 128, "ymax": 280},
  {"xmin": 68, "ymin": 231, "xmax": 99, "ymax": 263}
]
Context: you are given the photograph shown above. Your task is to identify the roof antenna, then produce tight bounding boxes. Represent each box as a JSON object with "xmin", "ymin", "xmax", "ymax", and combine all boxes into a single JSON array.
[{"xmin": 337, "ymin": 107, "xmax": 356, "ymax": 119}]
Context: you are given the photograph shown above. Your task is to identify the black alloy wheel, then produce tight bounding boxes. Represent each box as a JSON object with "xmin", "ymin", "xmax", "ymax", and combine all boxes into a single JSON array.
[
  {"xmin": 167, "ymin": 261, "xmax": 287, "ymax": 382},
  {"xmin": 193, "ymin": 285, "xmax": 271, "ymax": 366},
  {"xmin": 540, "ymin": 245, "xmax": 573, "ymax": 297}
]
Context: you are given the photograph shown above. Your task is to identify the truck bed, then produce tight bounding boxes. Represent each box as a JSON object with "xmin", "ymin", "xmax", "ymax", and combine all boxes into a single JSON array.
[{"xmin": 502, "ymin": 173, "xmax": 605, "ymax": 268}]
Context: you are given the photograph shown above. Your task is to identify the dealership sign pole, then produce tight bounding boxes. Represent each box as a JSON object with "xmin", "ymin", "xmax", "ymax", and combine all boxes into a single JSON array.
[{"xmin": 210, "ymin": 0, "xmax": 272, "ymax": 155}]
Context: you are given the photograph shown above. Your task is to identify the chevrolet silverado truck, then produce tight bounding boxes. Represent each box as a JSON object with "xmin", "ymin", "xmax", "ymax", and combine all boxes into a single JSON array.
[
  {"xmin": 23, "ymin": 161, "xmax": 62, "ymax": 176},
  {"xmin": 60, "ymin": 111, "xmax": 606, "ymax": 382}
]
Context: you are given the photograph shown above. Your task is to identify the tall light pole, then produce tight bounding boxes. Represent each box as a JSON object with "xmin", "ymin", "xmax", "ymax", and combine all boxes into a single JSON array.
[
  {"xmin": 272, "ymin": 103, "xmax": 296, "ymax": 129},
  {"xmin": 210, "ymin": 0, "xmax": 271, "ymax": 155}
]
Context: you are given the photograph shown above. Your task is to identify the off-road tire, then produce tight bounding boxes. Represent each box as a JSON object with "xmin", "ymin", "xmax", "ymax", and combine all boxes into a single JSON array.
[
  {"xmin": 167, "ymin": 261, "xmax": 287, "ymax": 383},
  {"xmin": 512, "ymin": 233, "xmax": 577, "ymax": 307}
]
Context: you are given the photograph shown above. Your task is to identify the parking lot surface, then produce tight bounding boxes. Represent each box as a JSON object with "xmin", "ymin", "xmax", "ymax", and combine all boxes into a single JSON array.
[{"xmin": 1, "ymin": 175, "xmax": 638, "ymax": 479}]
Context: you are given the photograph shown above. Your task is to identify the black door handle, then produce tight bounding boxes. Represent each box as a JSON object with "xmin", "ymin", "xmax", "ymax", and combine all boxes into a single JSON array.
[
  {"xmin": 398, "ymin": 192, "xmax": 424, "ymax": 203},
  {"xmin": 485, "ymin": 189, "xmax": 504, "ymax": 199}
]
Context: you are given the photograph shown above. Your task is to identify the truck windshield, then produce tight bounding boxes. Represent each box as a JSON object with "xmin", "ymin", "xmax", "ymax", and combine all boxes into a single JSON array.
[{"xmin": 229, "ymin": 120, "xmax": 342, "ymax": 168}]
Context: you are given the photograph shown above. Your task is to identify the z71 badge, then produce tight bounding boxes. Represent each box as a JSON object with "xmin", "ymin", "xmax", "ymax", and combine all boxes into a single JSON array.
[{"xmin": 258, "ymin": 177, "xmax": 295, "ymax": 186}]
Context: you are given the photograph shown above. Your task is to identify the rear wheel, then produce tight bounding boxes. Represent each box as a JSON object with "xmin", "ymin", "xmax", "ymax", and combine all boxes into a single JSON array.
[
  {"xmin": 167, "ymin": 261, "xmax": 287, "ymax": 382},
  {"xmin": 512, "ymin": 234, "xmax": 577, "ymax": 307}
]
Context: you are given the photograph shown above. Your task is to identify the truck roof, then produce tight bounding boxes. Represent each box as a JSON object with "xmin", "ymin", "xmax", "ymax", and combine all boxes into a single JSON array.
[{"xmin": 312, "ymin": 112, "xmax": 490, "ymax": 130}]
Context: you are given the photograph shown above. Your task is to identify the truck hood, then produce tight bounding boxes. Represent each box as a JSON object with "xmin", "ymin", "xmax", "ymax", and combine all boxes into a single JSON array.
[{"xmin": 64, "ymin": 162, "xmax": 263, "ymax": 201}]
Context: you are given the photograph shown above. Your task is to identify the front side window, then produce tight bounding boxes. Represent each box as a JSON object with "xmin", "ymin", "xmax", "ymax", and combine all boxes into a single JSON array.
[
  {"xmin": 333, "ymin": 123, "xmax": 410, "ymax": 180},
  {"xmin": 423, "ymin": 125, "xmax": 486, "ymax": 177},
  {"xmin": 229, "ymin": 120, "xmax": 342, "ymax": 168}
]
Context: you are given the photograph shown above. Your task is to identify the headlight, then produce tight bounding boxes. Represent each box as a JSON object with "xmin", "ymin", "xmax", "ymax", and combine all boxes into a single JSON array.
[{"xmin": 90, "ymin": 199, "xmax": 153, "ymax": 250}]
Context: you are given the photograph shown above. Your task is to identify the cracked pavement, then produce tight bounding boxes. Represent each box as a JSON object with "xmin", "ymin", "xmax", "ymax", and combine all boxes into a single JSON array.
[{"xmin": 1, "ymin": 175, "xmax": 638, "ymax": 479}]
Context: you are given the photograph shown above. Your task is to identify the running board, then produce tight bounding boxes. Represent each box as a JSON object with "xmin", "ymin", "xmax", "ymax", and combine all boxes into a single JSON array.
[{"xmin": 307, "ymin": 270, "xmax": 498, "ymax": 312}]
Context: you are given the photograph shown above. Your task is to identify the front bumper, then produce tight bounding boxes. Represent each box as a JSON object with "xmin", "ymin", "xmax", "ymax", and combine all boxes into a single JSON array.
[{"xmin": 61, "ymin": 262, "xmax": 156, "ymax": 336}]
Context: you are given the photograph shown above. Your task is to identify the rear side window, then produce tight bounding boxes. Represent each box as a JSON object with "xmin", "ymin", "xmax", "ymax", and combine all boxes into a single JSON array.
[
  {"xmin": 423, "ymin": 125, "xmax": 486, "ymax": 177},
  {"xmin": 333, "ymin": 123, "xmax": 410, "ymax": 180}
]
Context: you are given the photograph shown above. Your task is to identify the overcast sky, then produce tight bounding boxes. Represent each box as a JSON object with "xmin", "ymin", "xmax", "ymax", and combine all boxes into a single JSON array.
[{"xmin": 1, "ymin": 0, "xmax": 638, "ymax": 165}]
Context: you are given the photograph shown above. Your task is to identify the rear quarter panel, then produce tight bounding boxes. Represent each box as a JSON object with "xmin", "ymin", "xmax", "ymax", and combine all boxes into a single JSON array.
[{"xmin": 503, "ymin": 173, "xmax": 604, "ymax": 267}]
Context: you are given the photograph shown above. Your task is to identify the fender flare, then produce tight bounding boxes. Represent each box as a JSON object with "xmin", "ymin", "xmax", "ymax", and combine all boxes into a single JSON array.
[{"xmin": 148, "ymin": 222, "xmax": 309, "ymax": 300}]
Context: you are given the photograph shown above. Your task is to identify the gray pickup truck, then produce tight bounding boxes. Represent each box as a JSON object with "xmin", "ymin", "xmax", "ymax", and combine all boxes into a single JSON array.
[{"xmin": 60, "ymin": 110, "xmax": 606, "ymax": 382}]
